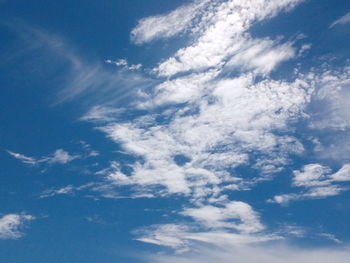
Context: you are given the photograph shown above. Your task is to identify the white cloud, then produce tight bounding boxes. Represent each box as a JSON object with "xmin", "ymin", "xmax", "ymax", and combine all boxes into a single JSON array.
[
  {"xmin": 135, "ymin": 201, "xmax": 282, "ymax": 254},
  {"xmin": 79, "ymin": 0, "xmax": 315, "ymax": 208},
  {"xmin": 136, "ymin": 224, "xmax": 278, "ymax": 254},
  {"xmin": 331, "ymin": 164, "xmax": 350, "ymax": 181},
  {"xmin": 97, "ymin": 73, "xmax": 310, "ymax": 201},
  {"xmin": 318, "ymin": 233, "xmax": 342, "ymax": 244},
  {"xmin": 130, "ymin": 0, "xmax": 211, "ymax": 44},
  {"xmin": 309, "ymin": 66, "xmax": 350, "ymax": 130},
  {"xmin": 139, "ymin": 70, "xmax": 219, "ymax": 108},
  {"xmin": 293, "ymin": 163, "xmax": 332, "ymax": 187},
  {"xmin": 11, "ymin": 3, "xmax": 350, "ymax": 259},
  {"xmin": 154, "ymin": 0, "xmax": 303, "ymax": 77},
  {"xmin": 330, "ymin": 11, "xmax": 350, "ymax": 28},
  {"xmin": 7, "ymin": 149, "xmax": 80, "ymax": 166},
  {"xmin": 181, "ymin": 201, "xmax": 265, "ymax": 233},
  {"xmin": 0, "ymin": 214, "xmax": 34, "ymax": 240},
  {"xmin": 48, "ymin": 149, "xmax": 78, "ymax": 164},
  {"xmin": 75, "ymin": 0, "xmax": 350, "ymax": 255},
  {"xmin": 270, "ymin": 163, "xmax": 350, "ymax": 204},
  {"xmin": 136, "ymin": 224, "xmax": 190, "ymax": 251},
  {"xmin": 225, "ymin": 38, "xmax": 296, "ymax": 75},
  {"xmin": 311, "ymin": 132, "xmax": 350, "ymax": 163},
  {"xmin": 39, "ymin": 185, "xmax": 75, "ymax": 198}
]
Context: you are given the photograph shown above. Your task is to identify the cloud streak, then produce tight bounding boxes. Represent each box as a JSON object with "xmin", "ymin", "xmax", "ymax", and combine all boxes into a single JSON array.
[
  {"xmin": 330, "ymin": 11, "xmax": 350, "ymax": 28},
  {"xmin": 7, "ymin": 149, "xmax": 80, "ymax": 166}
]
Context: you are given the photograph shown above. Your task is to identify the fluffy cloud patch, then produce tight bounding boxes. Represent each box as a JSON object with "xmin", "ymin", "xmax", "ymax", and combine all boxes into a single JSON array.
[{"xmin": 0, "ymin": 214, "xmax": 34, "ymax": 240}]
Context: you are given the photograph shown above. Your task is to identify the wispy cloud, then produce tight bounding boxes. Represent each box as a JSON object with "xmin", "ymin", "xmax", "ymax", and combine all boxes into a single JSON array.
[
  {"xmin": 6, "ymin": 22, "xmax": 153, "ymax": 107},
  {"xmin": 80, "ymin": 105, "xmax": 125, "ymax": 123},
  {"xmin": 7, "ymin": 149, "xmax": 80, "ymax": 166},
  {"xmin": 0, "ymin": 214, "xmax": 34, "ymax": 240},
  {"xmin": 6, "ymin": 151, "xmax": 37, "ymax": 165},
  {"xmin": 39, "ymin": 183, "xmax": 95, "ymax": 199},
  {"xmin": 330, "ymin": 11, "xmax": 350, "ymax": 28}
]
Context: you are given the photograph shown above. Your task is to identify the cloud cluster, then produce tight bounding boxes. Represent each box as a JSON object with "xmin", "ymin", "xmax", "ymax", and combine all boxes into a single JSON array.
[
  {"xmin": 270, "ymin": 163, "xmax": 350, "ymax": 204},
  {"xmin": 61, "ymin": 0, "xmax": 350, "ymax": 256},
  {"xmin": 76, "ymin": 0, "xmax": 328, "ymax": 251},
  {"xmin": 154, "ymin": 0, "xmax": 301, "ymax": 77},
  {"xmin": 84, "ymin": 0, "xmax": 311, "ymax": 205}
]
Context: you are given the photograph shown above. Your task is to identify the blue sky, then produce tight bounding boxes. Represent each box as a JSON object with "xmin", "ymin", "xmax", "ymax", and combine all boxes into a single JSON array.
[{"xmin": 1, "ymin": 0, "xmax": 350, "ymax": 262}]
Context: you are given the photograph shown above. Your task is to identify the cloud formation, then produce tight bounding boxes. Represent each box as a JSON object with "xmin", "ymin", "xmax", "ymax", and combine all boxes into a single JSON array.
[
  {"xmin": 86, "ymin": 0, "xmax": 310, "ymax": 206},
  {"xmin": 75, "ymin": 0, "xmax": 350, "ymax": 257}
]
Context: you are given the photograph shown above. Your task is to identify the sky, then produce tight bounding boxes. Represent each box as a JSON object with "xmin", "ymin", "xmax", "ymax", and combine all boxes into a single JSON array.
[{"xmin": 1, "ymin": 0, "xmax": 350, "ymax": 262}]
